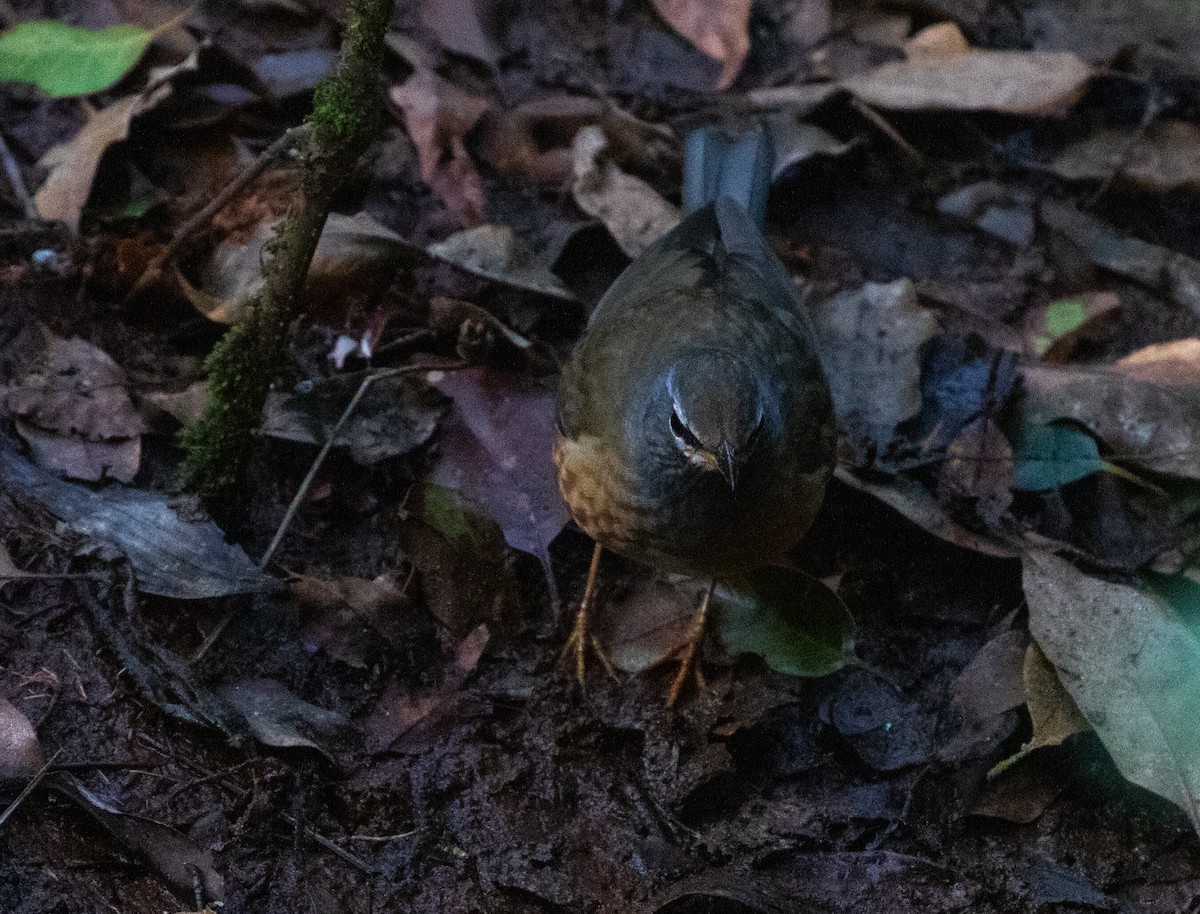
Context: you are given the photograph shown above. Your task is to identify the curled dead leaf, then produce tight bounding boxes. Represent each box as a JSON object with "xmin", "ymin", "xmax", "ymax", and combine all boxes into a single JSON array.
[{"xmin": 650, "ymin": 0, "xmax": 752, "ymax": 89}]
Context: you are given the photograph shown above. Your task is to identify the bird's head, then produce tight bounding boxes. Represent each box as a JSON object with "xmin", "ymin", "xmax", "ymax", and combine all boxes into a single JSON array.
[{"xmin": 658, "ymin": 349, "xmax": 767, "ymax": 491}]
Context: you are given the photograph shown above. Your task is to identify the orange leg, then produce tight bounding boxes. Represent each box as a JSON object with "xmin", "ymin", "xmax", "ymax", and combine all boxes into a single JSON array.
[
  {"xmin": 666, "ymin": 579, "xmax": 715, "ymax": 708},
  {"xmin": 559, "ymin": 542, "xmax": 618, "ymax": 683}
]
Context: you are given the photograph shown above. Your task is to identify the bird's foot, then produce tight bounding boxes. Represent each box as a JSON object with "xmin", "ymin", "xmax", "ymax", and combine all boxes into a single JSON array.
[
  {"xmin": 665, "ymin": 579, "xmax": 716, "ymax": 708},
  {"xmin": 558, "ymin": 606, "xmax": 619, "ymax": 685}
]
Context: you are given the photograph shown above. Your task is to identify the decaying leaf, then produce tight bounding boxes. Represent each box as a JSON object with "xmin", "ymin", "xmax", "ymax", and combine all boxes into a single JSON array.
[
  {"xmin": 597, "ymin": 579, "xmax": 695, "ymax": 674},
  {"xmin": 836, "ymin": 470, "xmax": 1018, "ymax": 558},
  {"xmin": 391, "ymin": 70, "xmax": 489, "ymax": 227},
  {"xmin": 842, "ymin": 23, "xmax": 1091, "ymax": 116},
  {"xmin": 1023, "ymin": 550, "xmax": 1200, "ymax": 835},
  {"xmin": 34, "ymin": 85, "xmax": 171, "ymax": 232},
  {"xmin": 1019, "ymin": 353, "xmax": 1200, "ymax": 480},
  {"xmin": 363, "ymin": 624, "xmax": 489, "ymax": 752},
  {"xmin": 426, "ymin": 223, "xmax": 577, "ymax": 300},
  {"xmin": 1039, "ymin": 199, "xmax": 1200, "ymax": 317},
  {"xmin": 1051, "ymin": 122, "xmax": 1200, "ymax": 192},
  {"xmin": 1022, "ymin": 642, "xmax": 1090, "ymax": 754},
  {"xmin": 429, "ymin": 367, "xmax": 567, "ymax": 561},
  {"xmin": 0, "ymin": 697, "xmax": 42, "ymax": 784},
  {"xmin": 936, "ymin": 181, "xmax": 1035, "ymax": 247},
  {"xmin": 197, "ymin": 212, "xmax": 416, "ymax": 324},
  {"xmin": 56, "ymin": 773, "xmax": 225, "ymax": 903},
  {"xmin": 418, "ymin": 0, "xmax": 501, "ymax": 68},
  {"xmin": 293, "ymin": 572, "xmax": 422, "ymax": 668},
  {"xmin": 650, "ymin": 0, "xmax": 752, "ymax": 89},
  {"xmin": 218, "ymin": 679, "xmax": 353, "ymax": 762},
  {"xmin": 811, "ymin": 279, "xmax": 936, "ymax": 462},
  {"xmin": 572, "ymin": 126, "xmax": 681, "ymax": 260},
  {"xmin": 940, "ymin": 417, "xmax": 1014, "ymax": 524},
  {"xmin": 2, "ymin": 334, "xmax": 143, "ymax": 483},
  {"xmin": 951, "ymin": 628, "xmax": 1027, "ymax": 725},
  {"xmin": 0, "ymin": 443, "xmax": 266, "ymax": 599},
  {"xmin": 263, "ymin": 370, "xmax": 446, "ymax": 465},
  {"xmin": 401, "ymin": 480, "xmax": 516, "ymax": 636}
]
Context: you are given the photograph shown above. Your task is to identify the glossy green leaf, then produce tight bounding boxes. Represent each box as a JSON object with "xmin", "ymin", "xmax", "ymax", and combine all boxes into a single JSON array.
[
  {"xmin": 0, "ymin": 21, "xmax": 152, "ymax": 98},
  {"xmin": 716, "ymin": 567, "xmax": 855, "ymax": 677},
  {"xmin": 1011, "ymin": 420, "xmax": 1102, "ymax": 491}
]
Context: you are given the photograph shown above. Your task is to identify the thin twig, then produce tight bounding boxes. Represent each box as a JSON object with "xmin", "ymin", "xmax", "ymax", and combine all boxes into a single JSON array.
[
  {"xmin": 127, "ymin": 124, "xmax": 310, "ymax": 300},
  {"xmin": 0, "ymin": 129, "xmax": 35, "ymax": 220},
  {"xmin": 849, "ymin": 97, "xmax": 924, "ymax": 166},
  {"xmin": 0, "ymin": 748, "xmax": 62, "ymax": 829}
]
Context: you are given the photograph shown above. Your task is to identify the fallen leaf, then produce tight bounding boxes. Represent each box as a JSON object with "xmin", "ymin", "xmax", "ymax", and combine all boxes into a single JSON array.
[
  {"xmin": 650, "ymin": 0, "xmax": 752, "ymax": 89},
  {"xmin": 2, "ymin": 334, "xmax": 143, "ymax": 483},
  {"xmin": 34, "ymin": 84, "xmax": 171, "ymax": 231},
  {"xmin": 1039, "ymin": 199, "xmax": 1200, "ymax": 318},
  {"xmin": 418, "ymin": 0, "xmax": 502, "ymax": 67},
  {"xmin": 253, "ymin": 48, "xmax": 336, "ymax": 100},
  {"xmin": 1010, "ymin": 420, "xmax": 1102, "ymax": 492},
  {"xmin": 836, "ymin": 469, "xmax": 1018, "ymax": 559},
  {"xmin": 263, "ymin": 370, "xmax": 447, "ymax": 464},
  {"xmin": 769, "ymin": 115, "xmax": 856, "ymax": 176},
  {"xmin": 477, "ymin": 95, "xmax": 604, "ymax": 185},
  {"xmin": 399, "ymin": 480, "xmax": 516, "ymax": 636},
  {"xmin": 597, "ymin": 579, "xmax": 695, "ymax": 674},
  {"xmin": 1024, "ymin": 292, "xmax": 1121, "ymax": 362},
  {"xmin": 842, "ymin": 23, "xmax": 1091, "ymax": 116},
  {"xmin": 140, "ymin": 381, "xmax": 210, "ymax": 428},
  {"xmin": 0, "ymin": 443, "xmax": 266, "ymax": 599},
  {"xmin": 571, "ymin": 126, "xmax": 681, "ymax": 260},
  {"xmin": 56, "ymin": 773, "xmax": 225, "ymax": 903},
  {"xmin": 1023, "ymin": 549, "xmax": 1200, "ymax": 835},
  {"xmin": 429, "ymin": 367, "xmax": 567, "ymax": 561},
  {"xmin": 293, "ymin": 572, "xmax": 422, "ymax": 668},
  {"xmin": 811, "ymin": 279, "xmax": 937, "ymax": 463},
  {"xmin": 973, "ymin": 751, "xmax": 1069, "ymax": 825},
  {"xmin": 940, "ymin": 417, "xmax": 1014, "ymax": 525},
  {"xmin": 426, "ymin": 223, "xmax": 578, "ymax": 300},
  {"xmin": 0, "ymin": 697, "xmax": 42, "ymax": 783},
  {"xmin": 1051, "ymin": 122, "xmax": 1200, "ymax": 192},
  {"xmin": 1022, "ymin": 642, "xmax": 1090, "ymax": 754},
  {"xmin": 198, "ymin": 212, "xmax": 416, "ymax": 324},
  {"xmin": 951, "ymin": 628, "xmax": 1027, "ymax": 724},
  {"xmin": 0, "ymin": 20, "xmax": 152, "ymax": 98},
  {"xmin": 218, "ymin": 679, "xmax": 352, "ymax": 762},
  {"xmin": 364, "ymin": 624, "xmax": 489, "ymax": 752},
  {"xmin": 715, "ymin": 566, "xmax": 855, "ymax": 678},
  {"xmin": 391, "ymin": 71, "xmax": 489, "ymax": 228},
  {"xmin": 1019, "ymin": 358, "xmax": 1200, "ymax": 480},
  {"xmin": 936, "ymin": 181, "xmax": 1035, "ymax": 247}
]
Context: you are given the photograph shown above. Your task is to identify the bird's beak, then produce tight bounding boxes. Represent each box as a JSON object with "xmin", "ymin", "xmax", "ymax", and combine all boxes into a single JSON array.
[{"xmin": 717, "ymin": 441, "xmax": 737, "ymax": 491}]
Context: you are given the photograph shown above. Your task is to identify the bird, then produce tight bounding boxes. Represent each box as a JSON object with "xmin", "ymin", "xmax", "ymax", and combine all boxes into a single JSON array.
[{"xmin": 554, "ymin": 125, "xmax": 836, "ymax": 705}]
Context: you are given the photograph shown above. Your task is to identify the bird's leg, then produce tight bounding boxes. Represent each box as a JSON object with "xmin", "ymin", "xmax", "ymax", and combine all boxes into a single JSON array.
[
  {"xmin": 666, "ymin": 579, "xmax": 716, "ymax": 707},
  {"xmin": 559, "ymin": 542, "xmax": 618, "ymax": 683}
]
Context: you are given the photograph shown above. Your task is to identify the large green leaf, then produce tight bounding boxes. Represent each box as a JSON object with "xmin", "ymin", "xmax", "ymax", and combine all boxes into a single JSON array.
[
  {"xmin": 1011, "ymin": 420, "xmax": 1102, "ymax": 491},
  {"xmin": 1023, "ymin": 550, "xmax": 1200, "ymax": 834},
  {"xmin": 0, "ymin": 21, "xmax": 152, "ymax": 98},
  {"xmin": 715, "ymin": 566, "xmax": 855, "ymax": 677}
]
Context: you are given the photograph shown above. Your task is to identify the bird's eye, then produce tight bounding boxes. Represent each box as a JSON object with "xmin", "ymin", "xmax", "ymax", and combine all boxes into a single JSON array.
[{"xmin": 670, "ymin": 408, "xmax": 702, "ymax": 449}]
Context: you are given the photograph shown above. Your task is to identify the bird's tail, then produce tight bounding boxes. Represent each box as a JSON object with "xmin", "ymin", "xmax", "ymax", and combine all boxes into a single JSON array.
[{"xmin": 682, "ymin": 125, "xmax": 775, "ymax": 228}]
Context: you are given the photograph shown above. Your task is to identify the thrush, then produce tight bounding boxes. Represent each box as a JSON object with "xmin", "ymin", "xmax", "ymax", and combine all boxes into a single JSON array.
[{"xmin": 554, "ymin": 125, "xmax": 836, "ymax": 704}]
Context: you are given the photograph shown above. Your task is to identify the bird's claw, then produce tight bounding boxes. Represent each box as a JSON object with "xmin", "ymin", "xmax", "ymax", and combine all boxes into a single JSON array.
[{"xmin": 558, "ymin": 612, "xmax": 619, "ymax": 685}]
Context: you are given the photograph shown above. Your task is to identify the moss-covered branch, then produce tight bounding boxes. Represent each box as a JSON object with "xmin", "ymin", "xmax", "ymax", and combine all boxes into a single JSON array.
[{"xmin": 180, "ymin": 0, "xmax": 394, "ymax": 500}]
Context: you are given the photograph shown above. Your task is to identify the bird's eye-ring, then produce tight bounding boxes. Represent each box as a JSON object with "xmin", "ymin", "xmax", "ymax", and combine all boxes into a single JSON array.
[{"xmin": 670, "ymin": 408, "xmax": 702, "ymax": 449}]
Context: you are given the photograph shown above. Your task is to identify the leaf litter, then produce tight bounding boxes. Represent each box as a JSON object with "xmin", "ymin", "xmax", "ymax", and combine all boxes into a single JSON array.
[{"xmin": 7, "ymin": 0, "xmax": 1200, "ymax": 909}]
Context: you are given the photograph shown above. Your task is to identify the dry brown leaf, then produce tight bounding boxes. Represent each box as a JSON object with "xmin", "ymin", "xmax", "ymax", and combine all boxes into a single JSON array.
[
  {"xmin": 34, "ymin": 85, "xmax": 171, "ymax": 232},
  {"xmin": 1023, "ymin": 642, "xmax": 1089, "ymax": 753},
  {"xmin": 842, "ymin": 23, "xmax": 1091, "ymax": 116},
  {"xmin": 418, "ymin": 0, "xmax": 501, "ymax": 67},
  {"xmin": 3, "ymin": 334, "xmax": 143, "ymax": 482},
  {"xmin": 650, "ymin": 0, "xmax": 752, "ymax": 89},
  {"xmin": 1051, "ymin": 122, "xmax": 1200, "ymax": 192},
  {"xmin": 572, "ymin": 126, "xmax": 680, "ymax": 259},
  {"xmin": 940, "ymin": 416, "xmax": 1014, "ymax": 525},
  {"xmin": 391, "ymin": 71, "xmax": 490, "ymax": 228}
]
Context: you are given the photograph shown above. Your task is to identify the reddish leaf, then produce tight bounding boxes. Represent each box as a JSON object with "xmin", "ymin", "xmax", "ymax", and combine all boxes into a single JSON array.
[
  {"xmin": 429, "ymin": 367, "xmax": 567, "ymax": 561},
  {"xmin": 650, "ymin": 0, "xmax": 752, "ymax": 89}
]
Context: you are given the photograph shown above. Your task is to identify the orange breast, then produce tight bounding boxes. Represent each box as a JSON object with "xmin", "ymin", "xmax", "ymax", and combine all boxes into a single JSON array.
[{"xmin": 554, "ymin": 433, "xmax": 645, "ymax": 556}]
